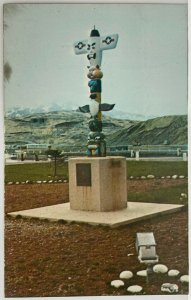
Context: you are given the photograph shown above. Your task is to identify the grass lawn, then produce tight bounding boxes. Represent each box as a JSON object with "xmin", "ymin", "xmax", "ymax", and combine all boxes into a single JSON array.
[
  {"xmin": 128, "ymin": 183, "xmax": 188, "ymax": 205},
  {"xmin": 5, "ymin": 160, "xmax": 188, "ymax": 183},
  {"xmin": 5, "ymin": 162, "xmax": 68, "ymax": 183},
  {"xmin": 126, "ymin": 161, "xmax": 188, "ymax": 177}
]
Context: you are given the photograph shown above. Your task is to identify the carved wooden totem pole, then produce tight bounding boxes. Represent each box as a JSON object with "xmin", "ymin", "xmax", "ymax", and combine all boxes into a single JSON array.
[{"xmin": 73, "ymin": 27, "xmax": 118, "ymax": 156}]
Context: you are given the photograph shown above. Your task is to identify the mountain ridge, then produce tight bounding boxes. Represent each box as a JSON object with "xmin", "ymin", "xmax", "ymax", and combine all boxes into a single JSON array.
[
  {"xmin": 4, "ymin": 110, "xmax": 187, "ymax": 146},
  {"xmin": 5, "ymin": 105, "xmax": 157, "ymax": 121}
]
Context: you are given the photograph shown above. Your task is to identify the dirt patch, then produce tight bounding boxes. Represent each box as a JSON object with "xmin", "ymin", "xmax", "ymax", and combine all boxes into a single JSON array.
[
  {"xmin": 5, "ymin": 183, "xmax": 69, "ymax": 213},
  {"xmin": 4, "ymin": 180, "xmax": 189, "ymax": 297}
]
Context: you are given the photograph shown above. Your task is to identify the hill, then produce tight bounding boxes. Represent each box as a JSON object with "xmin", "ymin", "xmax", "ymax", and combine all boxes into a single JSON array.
[
  {"xmin": 4, "ymin": 111, "xmax": 187, "ymax": 147},
  {"xmin": 107, "ymin": 115, "xmax": 187, "ymax": 146}
]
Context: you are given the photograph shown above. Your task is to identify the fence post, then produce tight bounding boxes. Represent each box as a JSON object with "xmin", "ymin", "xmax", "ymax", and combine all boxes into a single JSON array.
[
  {"xmin": 136, "ymin": 151, "xmax": 140, "ymax": 161},
  {"xmin": 183, "ymin": 152, "xmax": 187, "ymax": 161}
]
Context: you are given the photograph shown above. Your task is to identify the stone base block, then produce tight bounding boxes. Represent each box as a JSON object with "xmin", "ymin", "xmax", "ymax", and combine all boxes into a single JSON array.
[
  {"xmin": 8, "ymin": 202, "xmax": 184, "ymax": 228},
  {"xmin": 69, "ymin": 156, "xmax": 127, "ymax": 212}
]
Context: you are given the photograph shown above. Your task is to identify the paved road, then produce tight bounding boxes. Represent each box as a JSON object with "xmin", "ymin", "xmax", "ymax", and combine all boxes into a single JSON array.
[{"xmin": 5, "ymin": 159, "xmax": 51, "ymax": 165}]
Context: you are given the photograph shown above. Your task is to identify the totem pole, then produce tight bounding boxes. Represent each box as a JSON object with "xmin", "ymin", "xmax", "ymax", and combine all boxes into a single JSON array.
[{"xmin": 73, "ymin": 27, "xmax": 118, "ymax": 156}]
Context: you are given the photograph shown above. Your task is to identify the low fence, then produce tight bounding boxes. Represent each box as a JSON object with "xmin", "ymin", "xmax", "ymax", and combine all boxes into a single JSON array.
[{"xmin": 6, "ymin": 144, "xmax": 188, "ymax": 160}]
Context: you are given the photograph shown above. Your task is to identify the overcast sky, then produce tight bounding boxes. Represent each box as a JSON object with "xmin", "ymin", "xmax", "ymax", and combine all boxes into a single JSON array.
[{"xmin": 3, "ymin": 3, "xmax": 188, "ymax": 117}]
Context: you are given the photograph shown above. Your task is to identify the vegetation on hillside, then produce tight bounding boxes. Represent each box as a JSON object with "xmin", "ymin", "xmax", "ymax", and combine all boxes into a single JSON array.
[
  {"xmin": 108, "ymin": 115, "xmax": 187, "ymax": 145},
  {"xmin": 5, "ymin": 111, "xmax": 187, "ymax": 146}
]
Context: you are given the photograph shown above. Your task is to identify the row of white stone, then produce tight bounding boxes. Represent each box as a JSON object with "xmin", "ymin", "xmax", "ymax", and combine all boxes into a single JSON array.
[
  {"xmin": 6, "ymin": 174, "xmax": 186, "ymax": 185},
  {"xmin": 129, "ymin": 174, "xmax": 186, "ymax": 179},
  {"xmin": 111, "ymin": 264, "xmax": 189, "ymax": 294},
  {"xmin": 6, "ymin": 179, "xmax": 68, "ymax": 185}
]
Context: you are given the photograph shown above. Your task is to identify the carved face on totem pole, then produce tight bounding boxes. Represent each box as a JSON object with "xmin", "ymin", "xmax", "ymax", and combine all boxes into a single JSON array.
[
  {"xmin": 73, "ymin": 27, "xmax": 118, "ymax": 68},
  {"xmin": 87, "ymin": 65, "xmax": 103, "ymax": 80}
]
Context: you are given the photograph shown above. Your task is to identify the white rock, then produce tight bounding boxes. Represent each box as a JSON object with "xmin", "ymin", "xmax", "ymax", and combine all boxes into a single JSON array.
[
  {"xmin": 179, "ymin": 175, "xmax": 185, "ymax": 179},
  {"xmin": 7, "ymin": 182, "xmax": 13, "ymax": 185},
  {"xmin": 110, "ymin": 280, "xmax": 124, "ymax": 288},
  {"xmin": 180, "ymin": 275, "xmax": 189, "ymax": 283},
  {"xmin": 129, "ymin": 176, "xmax": 134, "ymax": 179},
  {"xmin": 161, "ymin": 176, "xmax": 165, "ymax": 179},
  {"xmin": 119, "ymin": 270, "xmax": 133, "ymax": 279},
  {"xmin": 43, "ymin": 180, "xmax": 47, "ymax": 183},
  {"xmin": 168, "ymin": 269, "xmax": 180, "ymax": 277},
  {"xmin": 181, "ymin": 193, "xmax": 187, "ymax": 198},
  {"xmin": 147, "ymin": 175, "xmax": 155, "ymax": 179},
  {"xmin": 58, "ymin": 180, "xmax": 62, "ymax": 183},
  {"xmin": 137, "ymin": 270, "xmax": 147, "ymax": 277},
  {"xmin": 166, "ymin": 176, "xmax": 171, "ymax": 179},
  {"xmin": 172, "ymin": 175, "xmax": 178, "ymax": 179},
  {"xmin": 127, "ymin": 285, "xmax": 143, "ymax": 293},
  {"xmin": 48, "ymin": 180, "xmax": 53, "ymax": 183},
  {"xmin": 153, "ymin": 264, "xmax": 168, "ymax": 274},
  {"xmin": 161, "ymin": 283, "xmax": 179, "ymax": 293},
  {"xmin": 141, "ymin": 176, "xmax": 146, "ymax": 179},
  {"xmin": 16, "ymin": 182, "xmax": 20, "ymax": 185},
  {"xmin": 37, "ymin": 181, "xmax": 42, "ymax": 184}
]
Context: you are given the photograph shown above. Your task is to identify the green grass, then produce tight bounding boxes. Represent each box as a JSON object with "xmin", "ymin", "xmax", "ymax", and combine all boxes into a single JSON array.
[
  {"xmin": 128, "ymin": 183, "xmax": 188, "ymax": 205},
  {"xmin": 5, "ymin": 162, "xmax": 68, "ymax": 183},
  {"xmin": 126, "ymin": 161, "xmax": 188, "ymax": 177},
  {"xmin": 4, "ymin": 160, "xmax": 188, "ymax": 183}
]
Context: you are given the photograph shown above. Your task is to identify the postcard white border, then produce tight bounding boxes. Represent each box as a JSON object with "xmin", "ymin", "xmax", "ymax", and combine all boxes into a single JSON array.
[{"xmin": 0, "ymin": 1, "xmax": 190, "ymax": 300}]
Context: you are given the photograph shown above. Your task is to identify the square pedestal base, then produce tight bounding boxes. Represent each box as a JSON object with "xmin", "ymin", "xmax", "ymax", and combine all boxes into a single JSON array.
[
  {"xmin": 8, "ymin": 202, "xmax": 183, "ymax": 228},
  {"xmin": 69, "ymin": 156, "xmax": 127, "ymax": 212}
]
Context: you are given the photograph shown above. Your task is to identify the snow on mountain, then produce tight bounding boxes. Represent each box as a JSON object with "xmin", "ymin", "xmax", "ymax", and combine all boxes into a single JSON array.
[
  {"xmin": 106, "ymin": 109, "xmax": 157, "ymax": 121},
  {"xmin": 5, "ymin": 104, "xmax": 64, "ymax": 118},
  {"xmin": 5, "ymin": 105, "xmax": 156, "ymax": 121}
]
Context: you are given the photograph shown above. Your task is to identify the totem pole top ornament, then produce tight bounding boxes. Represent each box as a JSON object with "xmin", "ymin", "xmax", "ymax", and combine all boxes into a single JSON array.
[{"xmin": 73, "ymin": 27, "xmax": 118, "ymax": 67}]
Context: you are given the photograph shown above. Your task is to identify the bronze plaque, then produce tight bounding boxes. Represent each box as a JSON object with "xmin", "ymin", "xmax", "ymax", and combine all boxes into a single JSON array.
[{"xmin": 76, "ymin": 163, "xmax": 91, "ymax": 186}]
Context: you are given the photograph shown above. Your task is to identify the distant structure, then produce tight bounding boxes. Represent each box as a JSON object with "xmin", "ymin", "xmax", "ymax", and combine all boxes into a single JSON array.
[{"xmin": 73, "ymin": 27, "xmax": 119, "ymax": 156}]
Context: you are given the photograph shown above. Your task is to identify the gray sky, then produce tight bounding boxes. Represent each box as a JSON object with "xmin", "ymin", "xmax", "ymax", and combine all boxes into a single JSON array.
[{"xmin": 4, "ymin": 3, "xmax": 188, "ymax": 116}]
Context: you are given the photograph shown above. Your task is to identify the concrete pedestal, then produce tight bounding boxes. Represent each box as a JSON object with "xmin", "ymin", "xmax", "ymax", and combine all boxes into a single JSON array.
[{"xmin": 69, "ymin": 156, "xmax": 127, "ymax": 212}]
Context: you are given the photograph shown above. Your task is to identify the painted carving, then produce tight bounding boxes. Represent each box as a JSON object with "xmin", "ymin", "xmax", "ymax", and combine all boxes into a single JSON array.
[
  {"xmin": 73, "ymin": 28, "xmax": 118, "ymax": 156},
  {"xmin": 73, "ymin": 27, "xmax": 118, "ymax": 68}
]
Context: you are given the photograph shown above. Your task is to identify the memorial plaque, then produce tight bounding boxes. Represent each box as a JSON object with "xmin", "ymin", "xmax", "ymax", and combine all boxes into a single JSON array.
[{"xmin": 76, "ymin": 163, "xmax": 91, "ymax": 186}]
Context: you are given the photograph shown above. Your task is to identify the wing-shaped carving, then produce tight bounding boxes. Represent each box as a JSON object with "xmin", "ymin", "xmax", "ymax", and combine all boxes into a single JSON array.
[
  {"xmin": 100, "ymin": 34, "xmax": 119, "ymax": 51},
  {"xmin": 73, "ymin": 40, "xmax": 88, "ymax": 55},
  {"xmin": 100, "ymin": 103, "xmax": 115, "ymax": 111},
  {"xmin": 79, "ymin": 105, "xmax": 90, "ymax": 113}
]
